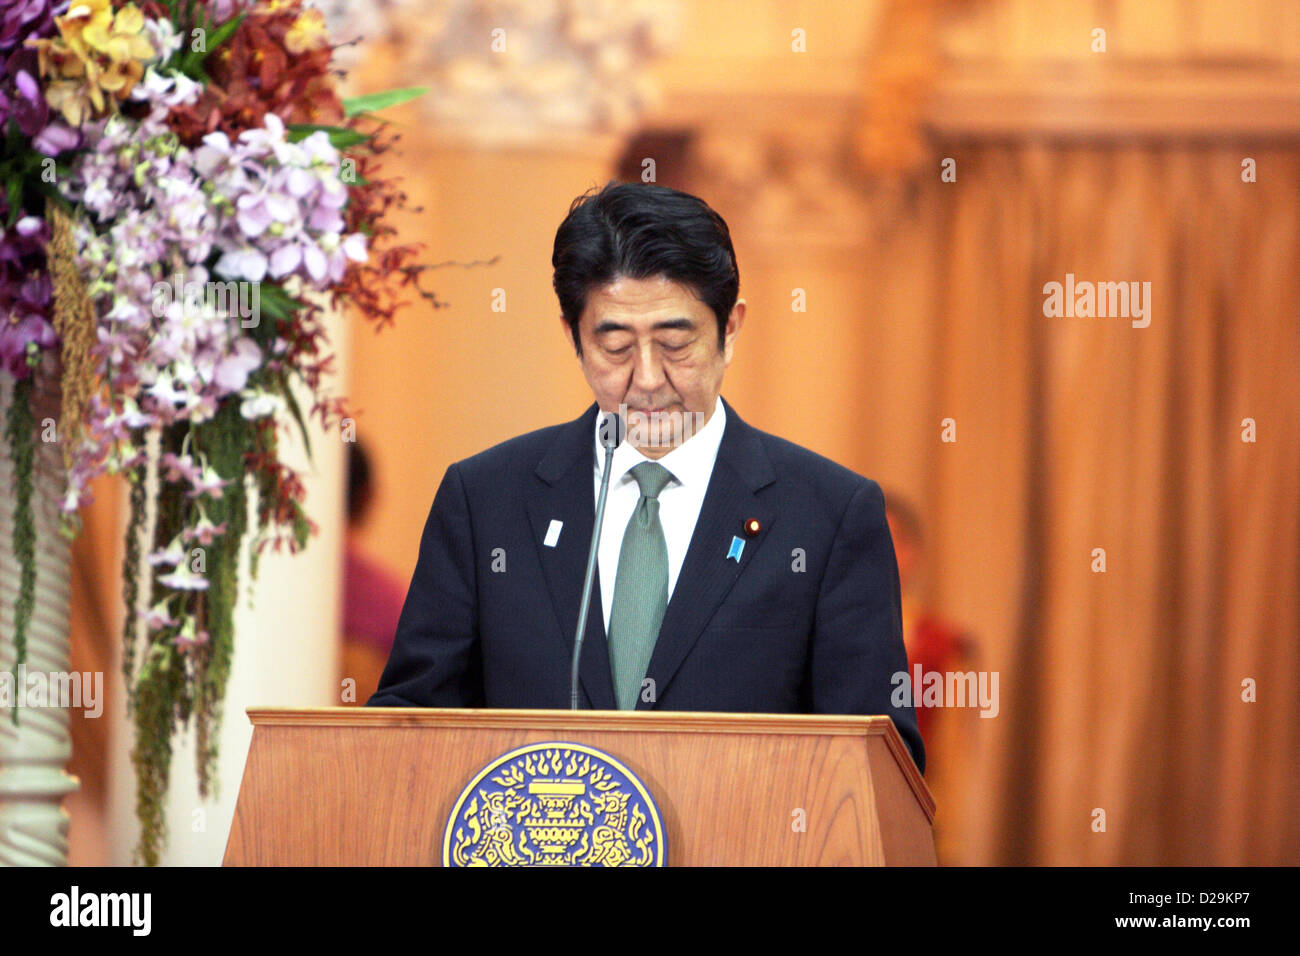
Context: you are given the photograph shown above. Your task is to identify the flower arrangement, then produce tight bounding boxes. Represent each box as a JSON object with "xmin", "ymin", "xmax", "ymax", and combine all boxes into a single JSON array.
[{"xmin": 1, "ymin": 0, "xmax": 433, "ymax": 864}]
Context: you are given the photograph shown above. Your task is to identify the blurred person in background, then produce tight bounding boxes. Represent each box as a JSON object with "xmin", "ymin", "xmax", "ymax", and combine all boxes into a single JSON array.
[
  {"xmin": 886, "ymin": 492, "xmax": 979, "ymax": 863},
  {"xmin": 341, "ymin": 440, "xmax": 407, "ymax": 704}
]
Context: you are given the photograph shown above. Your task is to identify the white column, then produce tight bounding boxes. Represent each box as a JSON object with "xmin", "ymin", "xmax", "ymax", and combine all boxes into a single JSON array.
[{"xmin": 0, "ymin": 370, "xmax": 79, "ymax": 866}]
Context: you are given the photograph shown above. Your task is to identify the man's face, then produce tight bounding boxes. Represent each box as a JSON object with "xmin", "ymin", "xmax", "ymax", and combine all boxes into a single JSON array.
[{"xmin": 565, "ymin": 275, "xmax": 744, "ymax": 458}]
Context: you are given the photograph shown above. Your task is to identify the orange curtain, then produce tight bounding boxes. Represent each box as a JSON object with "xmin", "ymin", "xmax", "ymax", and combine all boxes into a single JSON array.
[{"xmin": 843, "ymin": 140, "xmax": 1300, "ymax": 864}]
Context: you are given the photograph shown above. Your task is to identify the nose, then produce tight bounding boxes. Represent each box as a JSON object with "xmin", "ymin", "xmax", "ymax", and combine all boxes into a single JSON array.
[{"xmin": 630, "ymin": 340, "xmax": 666, "ymax": 395}]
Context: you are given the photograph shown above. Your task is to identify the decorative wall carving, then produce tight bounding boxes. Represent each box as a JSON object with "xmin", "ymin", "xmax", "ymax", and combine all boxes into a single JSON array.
[{"xmin": 388, "ymin": 0, "xmax": 682, "ymax": 149}]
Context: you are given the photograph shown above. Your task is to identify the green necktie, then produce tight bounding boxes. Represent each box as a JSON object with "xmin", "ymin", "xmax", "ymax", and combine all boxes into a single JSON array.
[{"xmin": 608, "ymin": 461, "xmax": 675, "ymax": 710}]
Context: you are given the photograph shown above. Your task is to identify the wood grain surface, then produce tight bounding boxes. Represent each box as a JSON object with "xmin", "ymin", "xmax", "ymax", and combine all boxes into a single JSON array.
[{"xmin": 223, "ymin": 708, "xmax": 936, "ymax": 866}]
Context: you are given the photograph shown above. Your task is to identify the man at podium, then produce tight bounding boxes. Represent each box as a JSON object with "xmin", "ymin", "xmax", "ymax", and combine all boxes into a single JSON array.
[{"xmin": 367, "ymin": 181, "xmax": 925, "ymax": 775}]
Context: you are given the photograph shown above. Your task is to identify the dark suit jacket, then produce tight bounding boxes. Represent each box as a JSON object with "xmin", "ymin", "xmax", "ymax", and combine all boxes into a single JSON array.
[{"xmin": 368, "ymin": 397, "xmax": 925, "ymax": 773}]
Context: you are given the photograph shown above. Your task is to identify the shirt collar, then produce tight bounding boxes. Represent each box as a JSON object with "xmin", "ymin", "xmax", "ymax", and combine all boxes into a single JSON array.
[{"xmin": 594, "ymin": 396, "xmax": 726, "ymax": 490}]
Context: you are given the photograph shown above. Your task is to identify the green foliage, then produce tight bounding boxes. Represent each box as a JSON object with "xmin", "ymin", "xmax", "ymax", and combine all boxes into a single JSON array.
[
  {"xmin": 1, "ymin": 118, "xmax": 76, "ymax": 223},
  {"xmin": 342, "ymin": 86, "xmax": 430, "ymax": 117},
  {"xmin": 172, "ymin": 8, "xmax": 245, "ymax": 81},
  {"xmin": 131, "ymin": 438, "xmax": 188, "ymax": 865},
  {"xmin": 3, "ymin": 376, "xmax": 36, "ymax": 722},
  {"xmin": 278, "ymin": 368, "xmax": 313, "ymax": 461},
  {"xmin": 286, "ymin": 124, "xmax": 370, "ymax": 150},
  {"xmin": 189, "ymin": 398, "xmax": 248, "ymax": 798},
  {"xmin": 131, "ymin": 636, "xmax": 184, "ymax": 866},
  {"xmin": 127, "ymin": 402, "xmax": 260, "ymax": 862},
  {"xmin": 121, "ymin": 459, "xmax": 148, "ymax": 716},
  {"xmin": 251, "ymin": 280, "xmax": 298, "ymax": 326}
]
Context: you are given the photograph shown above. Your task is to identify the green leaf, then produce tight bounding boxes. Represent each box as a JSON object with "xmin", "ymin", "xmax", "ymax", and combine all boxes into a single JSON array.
[
  {"xmin": 176, "ymin": 11, "xmax": 242, "ymax": 79},
  {"xmin": 203, "ymin": 11, "xmax": 245, "ymax": 53},
  {"xmin": 4, "ymin": 177, "xmax": 21, "ymax": 227},
  {"xmin": 176, "ymin": 51, "xmax": 201, "ymax": 78},
  {"xmin": 342, "ymin": 86, "xmax": 429, "ymax": 118},
  {"xmin": 291, "ymin": 503, "xmax": 313, "ymax": 551},
  {"xmin": 278, "ymin": 370, "xmax": 314, "ymax": 462},
  {"xmin": 33, "ymin": 178, "xmax": 74, "ymax": 217},
  {"xmin": 286, "ymin": 124, "xmax": 369, "ymax": 149},
  {"xmin": 255, "ymin": 282, "xmax": 299, "ymax": 323},
  {"xmin": 176, "ymin": 6, "xmax": 207, "ymax": 74}
]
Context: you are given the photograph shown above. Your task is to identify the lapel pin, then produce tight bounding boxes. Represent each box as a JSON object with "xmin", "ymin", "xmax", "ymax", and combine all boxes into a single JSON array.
[
  {"xmin": 543, "ymin": 519, "xmax": 563, "ymax": 547},
  {"xmin": 727, "ymin": 536, "xmax": 745, "ymax": 562},
  {"xmin": 744, "ymin": 517, "xmax": 761, "ymax": 536}
]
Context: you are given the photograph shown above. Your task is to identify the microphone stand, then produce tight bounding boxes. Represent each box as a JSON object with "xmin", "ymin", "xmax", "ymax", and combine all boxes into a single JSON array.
[{"xmin": 570, "ymin": 413, "xmax": 621, "ymax": 709}]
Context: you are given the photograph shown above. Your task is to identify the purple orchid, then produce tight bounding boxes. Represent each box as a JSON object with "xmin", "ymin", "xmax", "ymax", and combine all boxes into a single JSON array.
[
  {"xmin": 160, "ymin": 451, "xmax": 203, "ymax": 485},
  {"xmin": 0, "ymin": 313, "xmax": 56, "ymax": 377},
  {"xmin": 1, "ymin": 2, "xmax": 71, "ymax": 156},
  {"xmin": 0, "ymin": 200, "xmax": 57, "ymax": 379}
]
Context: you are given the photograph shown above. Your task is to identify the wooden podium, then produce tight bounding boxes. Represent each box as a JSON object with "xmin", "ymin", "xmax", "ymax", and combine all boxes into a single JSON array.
[{"xmin": 223, "ymin": 707, "xmax": 936, "ymax": 866}]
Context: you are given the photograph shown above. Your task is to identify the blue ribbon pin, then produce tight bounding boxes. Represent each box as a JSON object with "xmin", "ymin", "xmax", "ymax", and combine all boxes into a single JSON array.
[{"xmin": 726, "ymin": 536, "xmax": 745, "ymax": 562}]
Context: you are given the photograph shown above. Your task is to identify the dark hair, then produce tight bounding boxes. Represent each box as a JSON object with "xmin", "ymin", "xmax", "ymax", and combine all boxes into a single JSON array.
[
  {"xmin": 346, "ymin": 439, "xmax": 372, "ymax": 524},
  {"xmin": 552, "ymin": 181, "xmax": 739, "ymax": 355}
]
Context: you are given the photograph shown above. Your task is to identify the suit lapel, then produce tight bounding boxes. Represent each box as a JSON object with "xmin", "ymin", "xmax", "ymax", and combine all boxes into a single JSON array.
[
  {"xmin": 524, "ymin": 403, "xmax": 618, "ymax": 710},
  {"xmin": 638, "ymin": 397, "xmax": 778, "ymax": 709}
]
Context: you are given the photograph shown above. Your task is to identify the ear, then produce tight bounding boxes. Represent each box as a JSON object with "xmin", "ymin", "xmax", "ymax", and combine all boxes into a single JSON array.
[
  {"xmin": 559, "ymin": 314, "xmax": 580, "ymax": 356},
  {"xmin": 722, "ymin": 298, "xmax": 745, "ymax": 365}
]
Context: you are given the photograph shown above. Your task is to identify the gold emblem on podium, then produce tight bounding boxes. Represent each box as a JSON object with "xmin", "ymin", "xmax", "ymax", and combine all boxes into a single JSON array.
[{"xmin": 443, "ymin": 742, "xmax": 666, "ymax": 867}]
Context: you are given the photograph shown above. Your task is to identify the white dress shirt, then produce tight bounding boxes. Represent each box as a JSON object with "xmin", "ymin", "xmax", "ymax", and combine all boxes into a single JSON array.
[{"xmin": 592, "ymin": 397, "xmax": 726, "ymax": 635}]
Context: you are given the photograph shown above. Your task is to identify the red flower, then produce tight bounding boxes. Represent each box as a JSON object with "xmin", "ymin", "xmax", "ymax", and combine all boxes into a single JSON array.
[{"xmin": 165, "ymin": 0, "xmax": 343, "ymax": 146}]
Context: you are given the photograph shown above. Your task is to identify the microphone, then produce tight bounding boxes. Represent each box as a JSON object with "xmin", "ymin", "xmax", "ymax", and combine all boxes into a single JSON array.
[{"xmin": 571, "ymin": 410, "xmax": 623, "ymax": 709}]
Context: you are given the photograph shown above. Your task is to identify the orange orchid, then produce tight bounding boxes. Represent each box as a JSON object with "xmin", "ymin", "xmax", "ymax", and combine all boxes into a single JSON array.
[
  {"xmin": 284, "ymin": 8, "xmax": 328, "ymax": 54},
  {"xmin": 26, "ymin": 0, "xmax": 155, "ymax": 124}
]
